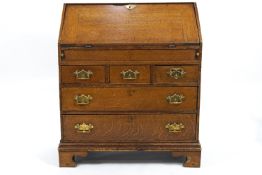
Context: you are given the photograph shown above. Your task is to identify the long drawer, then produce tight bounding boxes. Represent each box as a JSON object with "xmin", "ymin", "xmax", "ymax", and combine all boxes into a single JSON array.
[
  {"xmin": 62, "ymin": 49, "xmax": 197, "ymax": 62},
  {"xmin": 61, "ymin": 87, "xmax": 197, "ymax": 112},
  {"xmin": 62, "ymin": 114, "xmax": 197, "ymax": 142}
]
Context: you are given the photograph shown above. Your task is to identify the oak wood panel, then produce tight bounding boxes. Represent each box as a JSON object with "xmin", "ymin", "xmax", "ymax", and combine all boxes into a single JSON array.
[
  {"xmin": 63, "ymin": 49, "xmax": 196, "ymax": 62},
  {"xmin": 110, "ymin": 65, "xmax": 150, "ymax": 84},
  {"xmin": 59, "ymin": 4, "xmax": 200, "ymax": 44},
  {"xmin": 62, "ymin": 114, "xmax": 196, "ymax": 142},
  {"xmin": 59, "ymin": 141, "xmax": 202, "ymax": 148},
  {"xmin": 61, "ymin": 65, "xmax": 105, "ymax": 84},
  {"xmin": 153, "ymin": 65, "xmax": 199, "ymax": 84},
  {"xmin": 60, "ymin": 44, "xmax": 200, "ymax": 50},
  {"xmin": 61, "ymin": 87, "xmax": 197, "ymax": 112},
  {"xmin": 60, "ymin": 60, "xmax": 201, "ymax": 66}
]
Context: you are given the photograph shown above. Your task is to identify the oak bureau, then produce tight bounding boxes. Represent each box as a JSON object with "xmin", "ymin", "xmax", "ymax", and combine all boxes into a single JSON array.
[{"xmin": 58, "ymin": 3, "xmax": 202, "ymax": 167}]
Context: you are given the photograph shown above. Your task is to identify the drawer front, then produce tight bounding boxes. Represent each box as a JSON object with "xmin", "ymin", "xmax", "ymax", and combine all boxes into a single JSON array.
[
  {"xmin": 61, "ymin": 66, "xmax": 105, "ymax": 84},
  {"xmin": 63, "ymin": 49, "xmax": 196, "ymax": 62},
  {"xmin": 62, "ymin": 114, "xmax": 196, "ymax": 142},
  {"xmin": 61, "ymin": 87, "xmax": 197, "ymax": 112},
  {"xmin": 153, "ymin": 65, "xmax": 199, "ymax": 84},
  {"xmin": 110, "ymin": 65, "xmax": 150, "ymax": 84}
]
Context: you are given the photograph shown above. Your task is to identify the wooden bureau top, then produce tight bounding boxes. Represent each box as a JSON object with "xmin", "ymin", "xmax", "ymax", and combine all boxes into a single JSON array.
[{"xmin": 59, "ymin": 3, "xmax": 201, "ymax": 46}]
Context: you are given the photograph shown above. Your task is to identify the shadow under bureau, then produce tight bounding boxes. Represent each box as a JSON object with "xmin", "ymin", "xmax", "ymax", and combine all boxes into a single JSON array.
[{"xmin": 58, "ymin": 3, "xmax": 202, "ymax": 167}]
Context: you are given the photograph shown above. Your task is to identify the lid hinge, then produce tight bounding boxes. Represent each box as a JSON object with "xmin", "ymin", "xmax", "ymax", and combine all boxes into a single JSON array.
[
  {"xmin": 168, "ymin": 44, "xmax": 176, "ymax": 48},
  {"xmin": 84, "ymin": 44, "xmax": 94, "ymax": 48}
]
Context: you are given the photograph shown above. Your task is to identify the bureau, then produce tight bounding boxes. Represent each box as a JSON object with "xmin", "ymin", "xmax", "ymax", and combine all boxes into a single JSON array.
[{"xmin": 58, "ymin": 3, "xmax": 202, "ymax": 167}]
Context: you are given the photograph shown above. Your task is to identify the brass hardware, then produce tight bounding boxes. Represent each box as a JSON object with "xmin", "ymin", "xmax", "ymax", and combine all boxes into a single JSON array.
[
  {"xmin": 168, "ymin": 44, "xmax": 176, "ymax": 48},
  {"xmin": 74, "ymin": 69, "xmax": 93, "ymax": 79},
  {"xmin": 167, "ymin": 67, "xmax": 186, "ymax": 79},
  {"xmin": 74, "ymin": 123, "xmax": 94, "ymax": 133},
  {"xmin": 166, "ymin": 93, "xmax": 185, "ymax": 104},
  {"xmin": 196, "ymin": 52, "xmax": 200, "ymax": 57},
  {"xmin": 84, "ymin": 44, "xmax": 93, "ymax": 48},
  {"xmin": 75, "ymin": 94, "xmax": 93, "ymax": 105},
  {"xmin": 125, "ymin": 4, "xmax": 136, "ymax": 10},
  {"xmin": 60, "ymin": 52, "xmax": 65, "ymax": 60},
  {"xmin": 121, "ymin": 69, "xmax": 140, "ymax": 80},
  {"xmin": 165, "ymin": 123, "xmax": 185, "ymax": 133}
]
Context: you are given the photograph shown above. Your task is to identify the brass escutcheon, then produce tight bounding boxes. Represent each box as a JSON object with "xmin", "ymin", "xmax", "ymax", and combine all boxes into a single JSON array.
[
  {"xmin": 165, "ymin": 122, "xmax": 185, "ymax": 133},
  {"xmin": 74, "ymin": 123, "xmax": 94, "ymax": 133},
  {"xmin": 74, "ymin": 69, "xmax": 93, "ymax": 79},
  {"xmin": 167, "ymin": 67, "xmax": 186, "ymax": 79},
  {"xmin": 166, "ymin": 93, "xmax": 185, "ymax": 104},
  {"xmin": 121, "ymin": 69, "xmax": 140, "ymax": 80},
  {"xmin": 75, "ymin": 94, "xmax": 93, "ymax": 105},
  {"xmin": 125, "ymin": 4, "xmax": 136, "ymax": 10}
]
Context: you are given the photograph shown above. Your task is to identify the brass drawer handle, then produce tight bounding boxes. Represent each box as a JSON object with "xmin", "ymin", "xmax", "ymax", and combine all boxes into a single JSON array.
[
  {"xmin": 75, "ymin": 94, "xmax": 93, "ymax": 105},
  {"xmin": 166, "ymin": 93, "xmax": 185, "ymax": 104},
  {"xmin": 167, "ymin": 67, "xmax": 186, "ymax": 79},
  {"xmin": 74, "ymin": 123, "xmax": 94, "ymax": 133},
  {"xmin": 121, "ymin": 69, "xmax": 140, "ymax": 80},
  {"xmin": 165, "ymin": 123, "xmax": 185, "ymax": 133},
  {"xmin": 74, "ymin": 69, "xmax": 93, "ymax": 79}
]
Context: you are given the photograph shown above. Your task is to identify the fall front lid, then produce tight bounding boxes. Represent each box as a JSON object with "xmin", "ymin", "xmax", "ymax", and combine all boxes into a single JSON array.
[{"xmin": 59, "ymin": 3, "xmax": 201, "ymax": 45}]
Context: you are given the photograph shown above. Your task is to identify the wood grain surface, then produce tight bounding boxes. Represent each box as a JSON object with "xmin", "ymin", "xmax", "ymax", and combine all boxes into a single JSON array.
[
  {"xmin": 61, "ymin": 65, "xmax": 105, "ymax": 84},
  {"xmin": 62, "ymin": 49, "xmax": 197, "ymax": 62},
  {"xmin": 153, "ymin": 65, "xmax": 200, "ymax": 84},
  {"xmin": 62, "ymin": 114, "xmax": 197, "ymax": 142},
  {"xmin": 61, "ymin": 87, "xmax": 197, "ymax": 112},
  {"xmin": 59, "ymin": 4, "xmax": 200, "ymax": 44}
]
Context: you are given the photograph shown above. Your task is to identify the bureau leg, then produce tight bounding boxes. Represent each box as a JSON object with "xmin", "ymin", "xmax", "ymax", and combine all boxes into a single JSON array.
[
  {"xmin": 59, "ymin": 151, "xmax": 88, "ymax": 167},
  {"xmin": 171, "ymin": 151, "xmax": 201, "ymax": 167}
]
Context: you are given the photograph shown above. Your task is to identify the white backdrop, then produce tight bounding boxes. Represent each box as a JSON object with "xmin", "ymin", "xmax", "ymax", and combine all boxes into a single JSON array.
[{"xmin": 0, "ymin": 0, "xmax": 262, "ymax": 174}]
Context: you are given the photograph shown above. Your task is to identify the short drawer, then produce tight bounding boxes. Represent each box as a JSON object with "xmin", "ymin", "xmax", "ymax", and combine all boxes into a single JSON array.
[
  {"xmin": 62, "ymin": 114, "xmax": 197, "ymax": 142},
  {"xmin": 61, "ymin": 87, "xmax": 197, "ymax": 112},
  {"xmin": 61, "ymin": 66, "xmax": 105, "ymax": 84},
  {"xmin": 153, "ymin": 65, "xmax": 199, "ymax": 84},
  {"xmin": 110, "ymin": 65, "xmax": 150, "ymax": 84}
]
